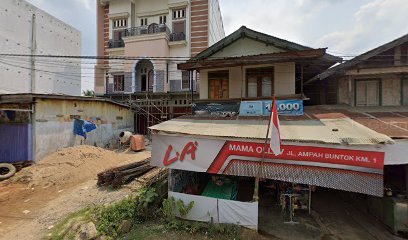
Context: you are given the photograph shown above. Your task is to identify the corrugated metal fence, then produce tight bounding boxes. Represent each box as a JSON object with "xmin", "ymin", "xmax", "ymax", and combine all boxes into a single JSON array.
[{"xmin": 0, "ymin": 124, "xmax": 32, "ymax": 163}]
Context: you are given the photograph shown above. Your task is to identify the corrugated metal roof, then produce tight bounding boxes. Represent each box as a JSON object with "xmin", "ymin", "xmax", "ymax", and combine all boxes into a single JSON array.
[
  {"xmin": 298, "ymin": 105, "xmax": 408, "ymax": 139},
  {"xmin": 149, "ymin": 117, "xmax": 394, "ymax": 145},
  {"xmin": 0, "ymin": 93, "xmax": 129, "ymax": 108},
  {"xmin": 306, "ymin": 33, "xmax": 408, "ymax": 83}
]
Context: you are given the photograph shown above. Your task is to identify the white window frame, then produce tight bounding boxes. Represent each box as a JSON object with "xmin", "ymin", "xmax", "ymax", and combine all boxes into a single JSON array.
[
  {"xmin": 113, "ymin": 18, "xmax": 128, "ymax": 29},
  {"xmin": 159, "ymin": 15, "xmax": 167, "ymax": 24},
  {"xmin": 113, "ymin": 74, "xmax": 125, "ymax": 92},
  {"xmin": 140, "ymin": 18, "xmax": 148, "ymax": 26},
  {"xmin": 172, "ymin": 9, "xmax": 186, "ymax": 20}
]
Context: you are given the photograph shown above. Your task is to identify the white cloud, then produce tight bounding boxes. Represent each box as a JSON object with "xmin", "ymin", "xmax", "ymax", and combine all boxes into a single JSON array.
[
  {"xmin": 316, "ymin": 0, "xmax": 408, "ymax": 55},
  {"xmin": 74, "ymin": 0, "xmax": 93, "ymax": 11},
  {"xmin": 220, "ymin": 0, "xmax": 345, "ymax": 47},
  {"xmin": 221, "ymin": 0, "xmax": 326, "ymax": 44}
]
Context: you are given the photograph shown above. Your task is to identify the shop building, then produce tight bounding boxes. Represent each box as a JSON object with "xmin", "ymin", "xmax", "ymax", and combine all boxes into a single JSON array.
[
  {"xmin": 148, "ymin": 27, "xmax": 407, "ymax": 234},
  {"xmin": 150, "ymin": 116, "xmax": 393, "ymax": 229},
  {"xmin": 305, "ymin": 33, "xmax": 408, "ymax": 106},
  {"xmin": 0, "ymin": 94, "xmax": 133, "ymax": 162},
  {"xmin": 302, "ymin": 33, "xmax": 408, "ymax": 235}
]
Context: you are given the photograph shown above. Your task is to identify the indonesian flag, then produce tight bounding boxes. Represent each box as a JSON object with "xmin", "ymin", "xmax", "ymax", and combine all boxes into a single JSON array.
[{"xmin": 269, "ymin": 98, "xmax": 282, "ymax": 155}]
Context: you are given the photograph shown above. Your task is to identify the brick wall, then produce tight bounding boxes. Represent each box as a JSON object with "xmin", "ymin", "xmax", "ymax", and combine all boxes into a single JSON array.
[
  {"xmin": 103, "ymin": 5, "xmax": 109, "ymax": 66},
  {"xmin": 190, "ymin": 0, "xmax": 209, "ymax": 56}
]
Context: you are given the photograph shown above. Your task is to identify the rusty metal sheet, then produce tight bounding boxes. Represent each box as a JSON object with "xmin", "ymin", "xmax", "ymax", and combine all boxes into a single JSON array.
[{"xmin": 150, "ymin": 117, "xmax": 393, "ymax": 145}]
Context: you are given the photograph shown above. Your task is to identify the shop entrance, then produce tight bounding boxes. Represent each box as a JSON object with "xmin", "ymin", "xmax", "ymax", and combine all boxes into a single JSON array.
[
  {"xmin": 258, "ymin": 180, "xmax": 320, "ymax": 239},
  {"xmin": 168, "ymin": 170, "xmax": 258, "ymax": 228},
  {"xmin": 258, "ymin": 182, "xmax": 398, "ymax": 239},
  {"xmin": 170, "ymin": 170, "xmax": 255, "ymax": 202}
]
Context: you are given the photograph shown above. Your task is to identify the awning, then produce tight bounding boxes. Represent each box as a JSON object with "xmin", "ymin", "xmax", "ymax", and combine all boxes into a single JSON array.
[
  {"xmin": 149, "ymin": 118, "xmax": 394, "ymax": 145},
  {"xmin": 151, "ymin": 134, "xmax": 386, "ymax": 196},
  {"xmin": 150, "ymin": 117, "xmax": 394, "ymax": 196},
  {"xmin": 178, "ymin": 49, "xmax": 329, "ymax": 71}
]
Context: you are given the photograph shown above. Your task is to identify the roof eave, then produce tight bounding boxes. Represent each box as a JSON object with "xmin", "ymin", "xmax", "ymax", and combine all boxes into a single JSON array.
[{"xmin": 178, "ymin": 48, "xmax": 329, "ymax": 71}]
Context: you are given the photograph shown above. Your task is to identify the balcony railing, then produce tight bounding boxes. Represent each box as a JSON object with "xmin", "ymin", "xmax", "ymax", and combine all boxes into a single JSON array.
[
  {"xmin": 109, "ymin": 39, "xmax": 125, "ymax": 48},
  {"xmin": 170, "ymin": 32, "xmax": 186, "ymax": 42},
  {"xmin": 124, "ymin": 23, "xmax": 170, "ymax": 37}
]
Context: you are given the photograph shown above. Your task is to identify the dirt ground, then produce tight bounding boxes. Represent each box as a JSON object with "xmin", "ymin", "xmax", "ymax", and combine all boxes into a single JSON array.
[
  {"xmin": 0, "ymin": 145, "xmax": 152, "ymax": 240},
  {"xmin": 258, "ymin": 185, "xmax": 403, "ymax": 240},
  {"xmin": 312, "ymin": 189, "xmax": 404, "ymax": 240}
]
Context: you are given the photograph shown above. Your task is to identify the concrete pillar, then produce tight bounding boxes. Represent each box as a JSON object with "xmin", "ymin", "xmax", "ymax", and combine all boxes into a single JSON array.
[{"xmin": 348, "ymin": 76, "xmax": 354, "ymax": 106}]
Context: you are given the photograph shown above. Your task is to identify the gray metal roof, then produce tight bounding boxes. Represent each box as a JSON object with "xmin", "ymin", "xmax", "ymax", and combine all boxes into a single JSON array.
[
  {"xmin": 192, "ymin": 26, "xmax": 341, "ymax": 63},
  {"xmin": 0, "ymin": 93, "xmax": 129, "ymax": 108},
  {"xmin": 149, "ymin": 117, "xmax": 394, "ymax": 145},
  {"xmin": 306, "ymin": 33, "xmax": 408, "ymax": 83}
]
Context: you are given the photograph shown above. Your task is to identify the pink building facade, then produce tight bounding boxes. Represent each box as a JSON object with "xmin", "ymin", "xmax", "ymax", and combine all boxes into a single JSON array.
[{"xmin": 94, "ymin": 0, "xmax": 225, "ymax": 95}]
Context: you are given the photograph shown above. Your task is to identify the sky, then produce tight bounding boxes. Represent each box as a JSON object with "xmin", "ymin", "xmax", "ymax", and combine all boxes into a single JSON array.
[{"xmin": 25, "ymin": 0, "xmax": 408, "ymax": 91}]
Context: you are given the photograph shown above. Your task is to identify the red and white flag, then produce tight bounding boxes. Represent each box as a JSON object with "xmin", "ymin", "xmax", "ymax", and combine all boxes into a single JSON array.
[{"xmin": 269, "ymin": 98, "xmax": 282, "ymax": 155}]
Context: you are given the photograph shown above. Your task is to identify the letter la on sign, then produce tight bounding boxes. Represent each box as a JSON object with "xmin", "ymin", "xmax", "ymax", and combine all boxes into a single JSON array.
[{"xmin": 163, "ymin": 141, "xmax": 198, "ymax": 166}]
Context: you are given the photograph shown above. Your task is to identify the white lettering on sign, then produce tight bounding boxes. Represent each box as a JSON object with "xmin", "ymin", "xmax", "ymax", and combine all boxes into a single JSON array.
[
  {"xmin": 278, "ymin": 103, "xmax": 300, "ymax": 111},
  {"xmin": 229, "ymin": 144, "xmax": 254, "ymax": 153},
  {"xmin": 324, "ymin": 153, "xmax": 355, "ymax": 161},
  {"xmin": 356, "ymin": 156, "xmax": 369, "ymax": 162},
  {"xmin": 298, "ymin": 151, "xmax": 324, "ymax": 158}
]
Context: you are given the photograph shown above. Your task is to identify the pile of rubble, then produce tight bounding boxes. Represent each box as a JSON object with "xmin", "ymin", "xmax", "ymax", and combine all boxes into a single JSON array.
[{"xmin": 10, "ymin": 145, "xmax": 140, "ymax": 188}]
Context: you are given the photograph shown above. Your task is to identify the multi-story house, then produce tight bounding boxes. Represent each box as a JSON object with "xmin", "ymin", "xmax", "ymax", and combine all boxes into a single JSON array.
[
  {"xmin": 94, "ymin": 0, "xmax": 225, "ymax": 95},
  {"xmin": 148, "ymin": 27, "xmax": 408, "ymax": 236},
  {"xmin": 147, "ymin": 26, "xmax": 408, "ymax": 235},
  {"xmin": 0, "ymin": 0, "xmax": 81, "ymax": 95},
  {"xmin": 306, "ymin": 33, "xmax": 408, "ymax": 106}
]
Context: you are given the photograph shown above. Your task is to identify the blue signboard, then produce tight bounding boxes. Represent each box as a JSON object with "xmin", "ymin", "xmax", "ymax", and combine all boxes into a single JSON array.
[
  {"xmin": 239, "ymin": 99, "xmax": 303, "ymax": 116},
  {"xmin": 239, "ymin": 101, "xmax": 263, "ymax": 116}
]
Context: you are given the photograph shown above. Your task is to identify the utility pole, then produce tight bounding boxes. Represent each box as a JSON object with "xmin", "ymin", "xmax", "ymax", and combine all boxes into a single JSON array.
[{"xmin": 30, "ymin": 14, "xmax": 36, "ymax": 93}]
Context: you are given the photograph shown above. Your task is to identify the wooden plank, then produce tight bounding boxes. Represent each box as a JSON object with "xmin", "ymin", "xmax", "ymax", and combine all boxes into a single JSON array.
[{"xmin": 346, "ymin": 66, "xmax": 408, "ymax": 76}]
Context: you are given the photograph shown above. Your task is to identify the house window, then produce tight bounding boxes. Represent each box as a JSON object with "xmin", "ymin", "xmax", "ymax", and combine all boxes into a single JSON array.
[
  {"xmin": 113, "ymin": 30, "xmax": 124, "ymax": 42},
  {"xmin": 113, "ymin": 75, "xmax": 125, "ymax": 92},
  {"xmin": 113, "ymin": 18, "xmax": 127, "ymax": 29},
  {"xmin": 140, "ymin": 18, "xmax": 148, "ymax": 26},
  {"xmin": 402, "ymin": 77, "xmax": 408, "ymax": 106},
  {"xmin": 182, "ymin": 71, "xmax": 190, "ymax": 89},
  {"xmin": 159, "ymin": 15, "xmax": 167, "ymax": 24},
  {"xmin": 246, "ymin": 67, "xmax": 274, "ymax": 98},
  {"xmin": 173, "ymin": 21, "xmax": 186, "ymax": 35},
  {"xmin": 173, "ymin": 9, "xmax": 186, "ymax": 19},
  {"xmin": 355, "ymin": 79, "xmax": 381, "ymax": 106},
  {"xmin": 208, "ymin": 70, "xmax": 229, "ymax": 99}
]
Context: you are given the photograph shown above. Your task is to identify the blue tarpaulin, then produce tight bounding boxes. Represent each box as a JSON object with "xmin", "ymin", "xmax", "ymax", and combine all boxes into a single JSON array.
[{"xmin": 73, "ymin": 119, "xmax": 97, "ymax": 139}]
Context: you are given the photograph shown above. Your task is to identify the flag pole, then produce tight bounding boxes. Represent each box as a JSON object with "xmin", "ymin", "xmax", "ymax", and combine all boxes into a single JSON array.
[{"xmin": 253, "ymin": 96, "xmax": 275, "ymax": 202}]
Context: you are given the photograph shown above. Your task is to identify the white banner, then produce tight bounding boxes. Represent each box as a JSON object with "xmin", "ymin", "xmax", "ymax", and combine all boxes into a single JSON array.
[
  {"xmin": 151, "ymin": 134, "xmax": 386, "ymax": 174},
  {"xmin": 169, "ymin": 191, "xmax": 218, "ymax": 223},
  {"xmin": 152, "ymin": 134, "xmax": 225, "ymax": 172},
  {"xmin": 218, "ymin": 199, "xmax": 258, "ymax": 229},
  {"xmin": 169, "ymin": 191, "xmax": 258, "ymax": 229}
]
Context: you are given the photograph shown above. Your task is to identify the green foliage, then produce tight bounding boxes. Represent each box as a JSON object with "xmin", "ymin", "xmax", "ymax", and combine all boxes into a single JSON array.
[
  {"xmin": 162, "ymin": 196, "xmax": 194, "ymax": 222},
  {"xmin": 49, "ymin": 208, "xmax": 92, "ymax": 240},
  {"xmin": 95, "ymin": 188, "xmax": 159, "ymax": 237},
  {"xmin": 162, "ymin": 196, "xmax": 176, "ymax": 222},
  {"xmin": 137, "ymin": 187, "xmax": 158, "ymax": 209},
  {"xmin": 207, "ymin": 223, "xmax": 240, "ymax": 239},
  {"xmin": 176, "ymin": 199, "xmax": 194, "ymax": 217},
  {"xmin": 161, "ymin": 218, "xmax": 240, "ymax": 239},
  {"xmin": 160, "ymin": 196, "xmax": 239, "ymax": 239},
  {"xmin": 134, "ymin": 187, "xmax": 158, "ymax": 221},
  {"xmin": 95, "ymin": 197, "xmax": 136, "ymax": 238},
  {"xmin": 82, "ymin": 90, "xmax": 95, "ymax": 97}
]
